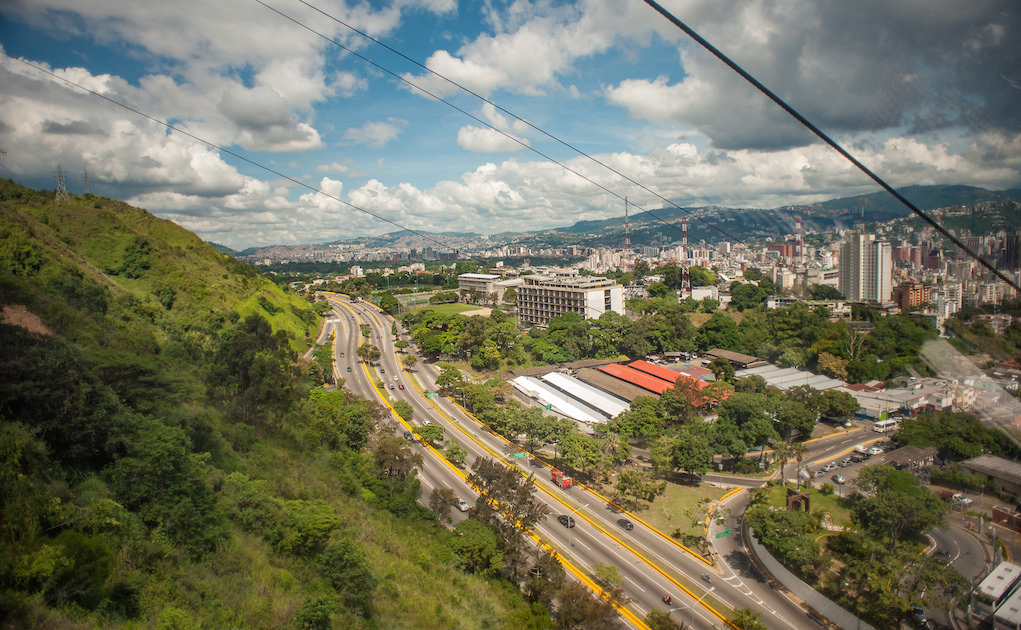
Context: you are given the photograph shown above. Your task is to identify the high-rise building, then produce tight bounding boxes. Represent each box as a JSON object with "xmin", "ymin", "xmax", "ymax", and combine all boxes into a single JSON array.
[
  {"xmin": 517, "ymin": 274, "xmax": 624, "ymax": 327},
  {"xmin": 839, "ymin": 233, "xmax": 892, "ymax": 302}
]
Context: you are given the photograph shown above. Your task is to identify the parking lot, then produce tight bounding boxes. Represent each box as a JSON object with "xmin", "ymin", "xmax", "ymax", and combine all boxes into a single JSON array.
[{"xmin": 807, "ymin": 438, "xmax": 900, "ymax": 488}]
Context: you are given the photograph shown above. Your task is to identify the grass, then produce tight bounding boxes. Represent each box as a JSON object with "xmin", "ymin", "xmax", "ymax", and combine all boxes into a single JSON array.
[
  {"xmin": 634, "ymin": 481, "xmax": 731, "ymax": 539},
  {"xmin": 406, "ymin": 302, "xmax": 478, "ymax": 316},
  {"xmin": 763, "ymin": 483, "xmax": 854, "ymax": 526}
]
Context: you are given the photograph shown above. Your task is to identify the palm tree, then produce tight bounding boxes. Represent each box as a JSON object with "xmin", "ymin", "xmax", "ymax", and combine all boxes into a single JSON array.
[{"xmin": 791, "ymin": 442, "xmax": 808, "ymax": 489}]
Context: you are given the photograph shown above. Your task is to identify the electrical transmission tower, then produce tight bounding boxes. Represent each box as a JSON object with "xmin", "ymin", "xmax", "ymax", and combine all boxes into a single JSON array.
[
  {"xmin": 82, "ymin": 167, "xmax": 91, "ymax": 195},
  {"xmin": 54, "ymin": 165, "xmax": 71, "ymax": 203}
]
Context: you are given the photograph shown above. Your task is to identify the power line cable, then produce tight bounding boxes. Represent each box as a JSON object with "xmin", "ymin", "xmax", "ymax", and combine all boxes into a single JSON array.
[
  {"xmin": 287, "ymin": 0, "xmax": 745, "ymax": 246},
  {"xmin": 641, "ymin": 0, "xmax": 1020, "ymax": 293},
  {"xmin": 2, "ymin": 52, "xmax": 457, "ymax": 255}
]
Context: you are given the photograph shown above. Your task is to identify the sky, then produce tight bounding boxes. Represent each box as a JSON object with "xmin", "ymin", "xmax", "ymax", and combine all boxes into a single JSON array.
[{"xmin": 0, "ymin": 0, "xmax": 1019, "ymax": 250}]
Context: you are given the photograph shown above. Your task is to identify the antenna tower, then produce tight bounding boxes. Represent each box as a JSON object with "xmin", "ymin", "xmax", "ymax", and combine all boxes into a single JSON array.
[
  {"xmin": 82, "ymin": 167, "xmax": 91, "ymax": 195},
  {"xmin": 54, "ymin": 165, "xmax": 70, "ymax": 203},
  {"xmin": 624, "ymin": 197, "xmax": 631, "ymax": 251}
]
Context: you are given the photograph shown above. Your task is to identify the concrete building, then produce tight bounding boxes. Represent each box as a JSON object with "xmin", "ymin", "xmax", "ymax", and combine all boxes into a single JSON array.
[
  {"xmin": 457, "ymin": 273, "xmax": 501, "ymax": 297},
  {"xmin": 840, "ymin": 233, "xmax": 892, "ymax": 302},
  {"xmin": 516, "ymin": 274, "xmax": 624, "ymax": 326},
  {"xmin": 961, "ymin": 454, "xmax": 1021, "ymax": 502}
]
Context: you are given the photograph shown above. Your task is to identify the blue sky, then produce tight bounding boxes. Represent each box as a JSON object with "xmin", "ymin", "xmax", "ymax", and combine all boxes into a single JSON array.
[{"xmin": 1, "ymin": 0, "xmax": 1018, "ymax": 249}]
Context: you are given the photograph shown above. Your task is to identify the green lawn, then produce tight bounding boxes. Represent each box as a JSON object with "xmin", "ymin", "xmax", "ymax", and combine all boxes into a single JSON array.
[
  {"xmin": 633, "ymin": 482, "xmax": 731, "ymax": 539},
  {"xmin": 764, "ymin": 483, "xmax": 854, "ymax": 526},
  {"xmin": 406, "ymin": 303, "xmax": 478, "ymax": 316}
]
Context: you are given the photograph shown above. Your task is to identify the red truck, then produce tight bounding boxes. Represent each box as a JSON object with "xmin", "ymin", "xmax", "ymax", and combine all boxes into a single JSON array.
[{"xmin": 552, "ymin": 470, "xmax": 573, "ymax": 489}]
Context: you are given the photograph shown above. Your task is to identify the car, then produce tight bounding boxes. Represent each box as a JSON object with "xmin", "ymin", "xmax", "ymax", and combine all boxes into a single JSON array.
[
  {"xmin": 853, "ymin": 445, "xmax": 867, "ymax": 453},
  {"xmin": 832, "ymin": 474, "xmax": 846, "ymax": 484},
  {"xmin": 456, "ymin": 499, "xmax": 470, "ymax": 512},
  {"xmin": 814, "ymin": 470, "xmax": 825, "ymax": 478},
  {"xmin": 557, "ymin": 515, "xmax": 575, "ymax": 528},
  {"xmin": 388, "ymin": 384, "xmax": 394, "ymax": 389},
  {"xmin": 911, "ymin": 605, "xmax": 927, "ymax": 626},
  {"xmin": 340, "ymin": 352, "xmax": 345, "ymax": 357},
  {"xmin": 346, "ymin": 366, "xmax": 352, "ymax": 372},
  {"xmin": 402, "ymin": 431, "xmax": 413, "ymax": 441},
  {"xmin": 380, "ymin": 368, "xmax": 385, "ymax": 374},
  {"xmin": 822, "ymin": 463, "xmax": 838, "ymax": 472},
  {"xmin": 394, "ymin": 375, "xmax": 399, "ymax": 381},
  {"xmin": 952, "ymin": 493, "xmax": 973, "ymax": 505},
  {"xmin": 399, "ymin": 384, "xmax": 405, "ymax": 390},
  {"xmin": 839, "ymin": 458, "xmax": 852, "ymax": 467},
  {"xmin": 616, "ymin": 518, "xmax": 634, "ymax": 531},
  {"xmin": 867, "ymin": 447, "xmax": 884, "ymax": 456}
]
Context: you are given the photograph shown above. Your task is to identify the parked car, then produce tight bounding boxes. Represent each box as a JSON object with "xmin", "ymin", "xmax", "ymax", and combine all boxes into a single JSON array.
[
  {"xmin": 616, "ymin": 518, "xmax": 634, "ymax": 531},
  {"xmin": 822, "ymin": 463, "xmax": 839, "ymax": 472},
  {"xmin": 832, "ymin": 475, "xmax": 846, "ymax": 484},
  {"xmin": 867, "ymin": 447, "xmax": 884, "ymax": 456},
  {"xmin": 456, "ymin": 499, "xmax": 470, "ymax": 512},
  {"xmin": 853, "ymin": 445, "xmax": 867, "ymax": 453},
  {"xmin": 952, "ymin": 493, "xmax": 973, "ymax": 505},
  {"xmin": 814, "ymin": 470, "xmax": 826, "ymax": 478},
  {"xmin": 839, "ymin": 458, "xmax": 853, "ymax": 467},
  {"xmin": 557, "ymin": 515, "xmax": 575, "ymax": 528}
]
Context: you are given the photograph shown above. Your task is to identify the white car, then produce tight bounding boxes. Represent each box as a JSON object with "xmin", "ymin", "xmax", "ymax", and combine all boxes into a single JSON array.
[
  {"xmin": 394, "ymin": 375, "xmax": 399, "ymax": 381},
  {"xmin": 867, "ymin": 447, "xmax": 884, "ymax": 456},
  {"xmin": 853, "ymin": 445, "xmax": 867, "ymax": 453},
  {"xmin": 822, "ymin": 463, "xmax": 839, "ymax": 472},
  {"xmin": 456, "ymin": 499, "xmax": 470, "ymax": 512}
]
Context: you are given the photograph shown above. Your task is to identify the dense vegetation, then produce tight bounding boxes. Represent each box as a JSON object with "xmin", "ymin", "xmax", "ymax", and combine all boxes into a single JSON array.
[
  {"xmin": 747, "ymin": 464, "xmax": 966, "ymax": 629},
  {"xmin": 0, "ymin": 183, "xmax": 549, "ymax": 629}
]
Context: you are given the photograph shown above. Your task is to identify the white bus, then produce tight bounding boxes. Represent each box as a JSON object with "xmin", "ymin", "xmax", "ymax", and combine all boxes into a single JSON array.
[{"xmin": 873, "ymin": 419, "xmax": 899, "ymax": 433}]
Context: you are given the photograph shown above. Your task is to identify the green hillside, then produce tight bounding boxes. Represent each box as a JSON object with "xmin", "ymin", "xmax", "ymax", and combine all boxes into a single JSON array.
[{"xmin": 0, "ymin": 181, "xmax": 545, "ymax": 630}]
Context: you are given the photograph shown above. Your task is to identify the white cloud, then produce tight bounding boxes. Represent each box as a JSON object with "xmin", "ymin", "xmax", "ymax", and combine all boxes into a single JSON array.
[
  {"xmin": 342, "ymin": 119, "xmax": 406, "ymax": 148},
  {"xmin": 457, "ymin": 125, "xmax": 529, "ymax": 153}
]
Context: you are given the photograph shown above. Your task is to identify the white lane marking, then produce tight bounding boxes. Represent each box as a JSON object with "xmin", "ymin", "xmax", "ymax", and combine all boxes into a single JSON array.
[{"xmin": 624, "ymin": 575, "xmax": 647, "ymax": 592}]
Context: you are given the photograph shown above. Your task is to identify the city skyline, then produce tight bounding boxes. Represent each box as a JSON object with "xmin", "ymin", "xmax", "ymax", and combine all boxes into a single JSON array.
[{"xmin": 1, "ymin": 0, "xmax": 1019, "ymax": 249}]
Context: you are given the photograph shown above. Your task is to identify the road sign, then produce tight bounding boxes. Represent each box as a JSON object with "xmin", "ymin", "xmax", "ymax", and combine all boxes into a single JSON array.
[
  {"xmin": 544, "ymin": 404, "xmax": 552, "ymax": 410},
  {"xmin": 715, "ymin": 529, "xmax": 733, "ymax": 539},
  {"xmin": 425, "ymin": 392, "xmax": 437, "ymax": 398},
  {"xmin": 511, "ymin": 452, "xmax": 527, "ymax": 459}
]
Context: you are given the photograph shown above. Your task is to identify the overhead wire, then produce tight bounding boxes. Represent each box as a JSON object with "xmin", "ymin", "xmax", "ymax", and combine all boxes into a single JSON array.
[
  {"xmin": 286, "ymin": 0, "xmax": 746, "ymax": 246},
  {"xmin": 641, "ymin": 0, "xmax": 1020, "ymax": 293},
  {"xmin": 1, "ymin": 52, "xmax": 456, "ymax": 255}
]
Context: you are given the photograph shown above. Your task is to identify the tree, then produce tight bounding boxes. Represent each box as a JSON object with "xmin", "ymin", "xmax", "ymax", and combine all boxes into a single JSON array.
[
  {"xmin": 708, "ymin": 356, "xmax": 735, "ymax": 383},
  {"xmin": 817, "ymin": 351, "xmax": 849, "ymax": 380},
  {"xmin": 444, "ymin": 440, "xmax": 467, "ymax": 467},
  {"xmin": 392, "ymin": 400, "xmax": 413, "ymax": 423},
  {"xmin": 451, "ymin": 519, "xmax": 503, "ymax": 577},
  {"xmin": 695, "ymin": 312, "xmax": 740, "ymax": 351},
  {"xmin": 502, "ymin": 287, "xmax": 517, "ymax": 305},
  {"xmin": 647, "ymin": 281, "xmax": 672, "ymax": 299},
  {"xmin": 733, "ymin": 609, "xmax": 768, "ymax": 630},
  {"xmin": 369, "ymin": 433, "xmax": 422, "ymax": 499},
  {"xmin": 356, "ymin": 342, "xmax": 381, "ymax": 364},
  {"xmin": 660, "ymin": 379, "xmax": 701, "ymax": 424},
  {"xmin": 416, "ymin": 424, "xmax": 444, "ymax": 445},
  {"xmin": 524, "ymin": 550, "xmax": 566, "ymax": 610},
  {"xmin": 379, "ymin": 291, "xmax": 400, "ymax": 315},
  {"xmin": 645, "ymin": 609, "xmax": 684, "ymax": 630},
  {"xmin": 401, "ymin": 353, "xmax": 418, "ymax": 371},
  {"xmin": 808, "ymin": 284, "xmax": 843, "ymax": 300},
  {"xmin": 207, "ymin": 313, "xmax": 298, "ymax": 433},
  {"xmin": 650, "ymin": 424, "xmax": 713, "ymax": 476},
  {"xmin": 854, "ymin": 465, "xmax": 949, "ymax": 548},
  {"xmin": 318, "ymin": 537, "xmax": 377, "ymax": 616},
  {"xmin": 614, "ymin": 465, "xmax": 666, "ymax": 509},
  {"xmin": 429, "ymin": 487, "xmax": 458, "ymax": 523},
  {"xmin": 436, "ymin": 367, "xmax": 467, "ymax": 397},
  {"xmin": 607, "ymin": 396, "xmax": 664, "ymax": 439},
  {"xmin": 554, "ymin": 581, "xmax": 619, "ymax": 630}
]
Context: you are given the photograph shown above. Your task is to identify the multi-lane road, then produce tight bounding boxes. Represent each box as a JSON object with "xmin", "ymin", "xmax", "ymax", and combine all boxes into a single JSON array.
[{"xmin": 322, "ymin": 293, "xmax": 829, "ymax": 630}]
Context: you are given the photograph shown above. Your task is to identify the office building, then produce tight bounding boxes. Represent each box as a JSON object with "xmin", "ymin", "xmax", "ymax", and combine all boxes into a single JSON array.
[
  {"xmin": 517, "ymin": 274, "xmax": 624, "ymax": 326},
  {"xmin": 840, "ymin": 233, "xmax": 892, "ymax": 302}
]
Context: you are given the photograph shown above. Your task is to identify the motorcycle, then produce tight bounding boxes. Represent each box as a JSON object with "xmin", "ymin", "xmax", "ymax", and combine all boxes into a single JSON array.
[
  {"xmin": 662, "ymin": 595, "xmax": 672, "ymax": 605},
  {"xmin": 702, "ymin": 573, "xmax": 712, "ymax": 584}
]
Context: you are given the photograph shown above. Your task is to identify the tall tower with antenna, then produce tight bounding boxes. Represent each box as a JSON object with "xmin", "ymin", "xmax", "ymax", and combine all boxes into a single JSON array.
[
  {"xmin": 82, "ymin": 167, "xmax": 91, "ymax": 195},
  {"xmin": 624, "ymin": 197, "xmax": 631, "ymax": 251},
  {"xmin": 54, "ymin": 165, "xmax": 70, "ymax": 203}
]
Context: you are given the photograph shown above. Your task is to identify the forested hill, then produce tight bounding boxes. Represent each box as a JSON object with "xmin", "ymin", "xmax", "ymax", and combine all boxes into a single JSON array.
[{"xmin": 0, "ymin": 180, "xmax": 542, "ymax": 629}]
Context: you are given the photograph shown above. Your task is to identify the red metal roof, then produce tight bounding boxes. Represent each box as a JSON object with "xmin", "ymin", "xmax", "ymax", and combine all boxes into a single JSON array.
[
  {"xmin": 599, "ymin": 364, "xmax": 674, "ymax": 394},
  {"xmin": 628, "ymin": 360, "xmax": 680, "ymax": 383}
]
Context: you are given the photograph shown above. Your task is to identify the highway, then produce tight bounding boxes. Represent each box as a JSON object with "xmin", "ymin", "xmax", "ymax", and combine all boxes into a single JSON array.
[{"xmin": 323, "ymin": 293, "xmax": 826, "ymax": 629}]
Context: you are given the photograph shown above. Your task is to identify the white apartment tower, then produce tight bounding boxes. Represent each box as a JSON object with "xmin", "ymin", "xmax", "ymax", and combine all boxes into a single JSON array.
[{"xmin": 839, "ymin": 233, "xmax": 892, "ymax": 302}]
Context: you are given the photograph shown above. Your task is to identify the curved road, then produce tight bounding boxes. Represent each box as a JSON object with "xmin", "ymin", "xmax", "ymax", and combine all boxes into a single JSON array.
[{"xmin": 324, "ymin": 293, "xmax": 825, "ymax": 629}]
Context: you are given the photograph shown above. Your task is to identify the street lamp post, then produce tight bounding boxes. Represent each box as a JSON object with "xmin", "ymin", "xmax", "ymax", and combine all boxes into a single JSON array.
[{"xmin": 671, "ymin": 585, "xmax": 715, "ymax": 628}]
